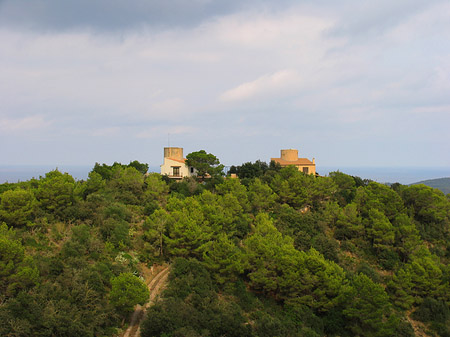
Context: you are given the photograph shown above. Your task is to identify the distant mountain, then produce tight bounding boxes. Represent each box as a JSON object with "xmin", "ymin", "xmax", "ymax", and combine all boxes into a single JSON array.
[{"xmin": 411, "ymin": 177, "xmax": 450, "ymax": 194}]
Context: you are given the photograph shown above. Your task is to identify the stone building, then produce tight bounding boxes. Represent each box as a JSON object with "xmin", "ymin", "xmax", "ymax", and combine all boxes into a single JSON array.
[
  {"xmin": 271, "ymin": 149, "xmax": 316, "ymax": 175},
  {"xmin": 160, "ymin": 147, "xmax": 195, "ymax": 179}
]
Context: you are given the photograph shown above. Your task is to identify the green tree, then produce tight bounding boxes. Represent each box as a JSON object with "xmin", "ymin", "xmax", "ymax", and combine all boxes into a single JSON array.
[
  {"xmin": 110, "ymin": 272, "xmax": 149, "ymax": 314},
  {"xmin": 186, "ymin": 150, "xmax": 224, "ymax": 179},
  {"xmin": 312, "ymin": 234, "xmax": 339, "ymax": 262},
  {"xmin": 334, "ymin": 203, "xmax": 364, "ymax": 240},
  {"xmin": 0, "ymin": 223, "xmax": 25, "ymax": 294},
  {"xmin": 143, "ymin": 173, "xmax": 169, "ymax": 213},
  {"xmin": 388, "ymin": 247, "xmax": 448, "ymax": 309},
  {"xmin": 292, "ymin": 248, "xmax": 347, "ymax": 312},
  {"xmin": 128, "ymin": 160, "xmax": 149, "ymax": 175},
  {"xmin": 141, "ymin": 258, "xmax": 250, "ymax": 337},
  {"xmin": 329, "ymin": 171, "xmax": 356, "ymax": 205},
  {"xmin": 248, "ymin": 178, "xmax": 277, "ymax": 214},
  {"xmin": 364, "ymin": 208, "xmax": 395, "ymax": 252},
  {"xmin": 91, "ymin": 161, "xmax": 124, "ymax": 180},
  {"xmin": 164, "ymin": 197, "xmax": 213, "ymax": 258},
  {"xmin": 392, "ymin": 214, "xmax": 421, "ymax": 262},
  {"xmin": 0, "ymin": 224, "xmax": 38, "ymax": 297},
  {"xmin": 231, "ymin": 160, "xmax": 269, "ymax": 180},
  {"xmin": 106, "ymin": 166, "xmax": 145, "ymax": 205},
  {"xmin": 412, "ymin": 297, "xmax": 450, "ymax": 336},
  {"xmin": 81, "ymin": 171, "xmax": 105, "ymax": 199},
  {"xmin": 0, "ymin": 267, "xmax": 116, "ymax": 337},
  {"xmin": 272, "ymin": 204, "xmax": 323, "ymax": 251},
  {"xmin": 308, "ymin": 176, "xmax": 338, "ymax": 210},
  {"xmin": 144, "ymin": 209, "xmax": 169, "ymax": 256},
  {"xmin": 36, "ymin": 170, "xmax": 76, "ymax": 219},
  {"xmin": 216, "ymin": 178, "xmax": 250, "ymax": 212},
  {"xmin": 196, "ymin": 190, "xmax": 250, "ymax": 238},
  {"xmin": 244, "ymin": 214, "xmax": 346, "ymax": 311},
  {"xmin": 202, "ymin": 233, "xmax": 245, "ymax": 284},
  {"xmin": 0, "ymin": 189, "xmax": 36, "ymax": 227},
  {"xmin": 243, "ymin": 213, "xmax": 297, "ymax": 296},
  {"xmin": 401, "ymin": 184, "xmax": 449, "ymax": 241},
  {"xmin": 61, "ymin": 224, "xmax": 103, "ymax": 259},
  {"xmin": 343, "ymin": 274, "xmax": 395, "ymax": 336},
  {"xmin": 269, "ymin": 166, "xmax": 309, "ymax": 208},
  {"xmin": 356, "ymin": 182, "xmax": 405, "ymax": 221}
]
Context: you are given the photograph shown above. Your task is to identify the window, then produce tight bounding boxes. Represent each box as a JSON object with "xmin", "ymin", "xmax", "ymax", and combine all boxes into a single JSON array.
[
  {"xmin": 303, "ymin": 167, "xmax": 309, "ymax": 174},
  {"xmin": 191, "ymin": 167, "xmax": 194, "ymax": 173},
  {"xmin": 172, "ymin": 167, "xmax": 180, "ymax": 177}
]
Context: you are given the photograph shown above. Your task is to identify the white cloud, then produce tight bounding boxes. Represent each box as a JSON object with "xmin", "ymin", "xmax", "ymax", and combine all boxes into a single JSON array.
[
  {"xmin": 0, "ymin": 2, "xmax": 449, "ymax": 168},
  {"xmin": 149, "ymin": 98, "xmax": 185, "ymax": 117},
  {"xmin": 412, "ymin": 104, "xmax": 450, "ymax": 115},
  {"xmin": 91, "ymin": 127, "xmax": 121, "ymax": 137},
  {"xmin": 220, "ymin": 69, "xmax": 300, "ymax": 102},
  {"xmin": 136, "ymin": 125, "xmax": 198, "ymax": 139},
  {"xmin": 0, "ymin": 115, "xmax": 50, "ymax": 133},
  {"xmin": 213, "ymin": 9, "xmax": 333, "ymax": 46}
]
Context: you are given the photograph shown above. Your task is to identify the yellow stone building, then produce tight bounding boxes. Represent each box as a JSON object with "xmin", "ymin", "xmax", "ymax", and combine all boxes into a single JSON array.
[
  {"xmin": 271, "ymin": 149, "xmax": 316, "ymax": 175},
  {"xmin": 160, "ymin": 147, "xmax": 196, "ymax": 179}
]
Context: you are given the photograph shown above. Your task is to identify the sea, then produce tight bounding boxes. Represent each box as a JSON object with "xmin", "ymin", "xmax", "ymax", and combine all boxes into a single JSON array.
[{"xmin": 0, "ymin": 165, "xmax": 449, "ymax": 186}]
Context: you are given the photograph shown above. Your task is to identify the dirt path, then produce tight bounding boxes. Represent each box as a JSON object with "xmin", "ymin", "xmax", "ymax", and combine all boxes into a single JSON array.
[
  {"xmin": 121, "ymin": 265, "xmax": 170, "ymax": 337},
  {"xmin": 405, "ymin": 310, "xmax": 431, "ymax": 337}
]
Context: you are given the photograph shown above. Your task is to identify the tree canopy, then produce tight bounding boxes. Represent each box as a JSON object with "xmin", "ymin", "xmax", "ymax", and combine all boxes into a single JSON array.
[
  {"xmin": 186, "ymin": 150, "xmax": 224, "ymax": 179},
  {"xmin": 0, "ymin": 161, "xmax": 448, "ymax": 337}
]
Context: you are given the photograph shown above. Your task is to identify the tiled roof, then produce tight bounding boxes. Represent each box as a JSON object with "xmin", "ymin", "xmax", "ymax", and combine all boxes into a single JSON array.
[
  {"xmin": 166, "ymin": 157, "xmax": 187, "ymax": 164},
  {"xmin": 271, "ymin": 158, "xmax": 314, "ymax": 166}
]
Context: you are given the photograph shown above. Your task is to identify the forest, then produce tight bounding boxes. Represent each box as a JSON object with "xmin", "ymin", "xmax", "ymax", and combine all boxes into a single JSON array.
[{"xmin": 0, "ymin": 156, "xmax": 449, "ymax": 337}]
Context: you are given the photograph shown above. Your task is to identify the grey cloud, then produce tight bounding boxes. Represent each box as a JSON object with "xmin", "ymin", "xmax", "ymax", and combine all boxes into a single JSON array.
[
  {"xmin": 0, "ymin": 0, "xmax": 296, "ymax": 32},
  {"xmin": 327, "ymin": 0, "xmax": 444, "ymax": 39},
  {"xmin": 1, "ymin": 1, "xmax": 449, "ymax": 168},
  {"xmin": 3, "ymin": 0, "xmax": 439, "ymax": 37}
]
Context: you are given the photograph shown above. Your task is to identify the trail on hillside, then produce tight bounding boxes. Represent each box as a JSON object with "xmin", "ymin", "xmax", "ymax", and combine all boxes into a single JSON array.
[
  {"xmin": 406, "ymin": 310, "xmax": 431, "ymax": 337},
  {"xmin": 122, "ymin": 265, "xmax": 170, "ymax": 337}
]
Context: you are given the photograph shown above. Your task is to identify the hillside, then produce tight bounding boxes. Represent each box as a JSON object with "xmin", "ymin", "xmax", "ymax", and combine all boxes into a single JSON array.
[
  {"xmin": 411, "ymin": 177, "xmax": 450, "ymax": 195},
  {"xmin": 0, "ymin": 160, "xmax": 449, "ymax": 337}
]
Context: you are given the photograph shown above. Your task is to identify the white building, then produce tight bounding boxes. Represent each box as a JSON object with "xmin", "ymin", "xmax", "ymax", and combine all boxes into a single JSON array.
[{"xmin": 160, "ymin": 147, "xmax": 195, "ymax": 179}]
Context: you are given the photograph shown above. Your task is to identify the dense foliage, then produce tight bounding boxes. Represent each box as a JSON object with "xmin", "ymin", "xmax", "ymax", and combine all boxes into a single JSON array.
[
  {"xmin": 186, "ymin": 150, "xmax": 224, "ymax": 180},
  {"xmin": 0, "ymin": 159, "xmax": 449, "ymax": 336}
]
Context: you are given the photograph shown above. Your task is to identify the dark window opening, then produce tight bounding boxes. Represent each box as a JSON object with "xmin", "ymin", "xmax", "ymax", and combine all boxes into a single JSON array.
[{"xmin": 172, "ymin": 167, "xmax": 180, "ymax": 177}]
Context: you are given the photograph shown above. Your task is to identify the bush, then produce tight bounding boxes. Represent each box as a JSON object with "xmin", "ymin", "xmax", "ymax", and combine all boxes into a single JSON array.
[
  {"xmin": 378, "ymin": 249, "xmax": 400, "ymax": 270},
  {"xmin": 109, "ymin": 273, "xmax": 149, "ymax": 315},
  {"xmin": 412, "ymin": 297, "xmax": 450, "ymax": 324},
  {"xmin": 356, "ymin": 262, "xmax": 381, "ymax": 283}
]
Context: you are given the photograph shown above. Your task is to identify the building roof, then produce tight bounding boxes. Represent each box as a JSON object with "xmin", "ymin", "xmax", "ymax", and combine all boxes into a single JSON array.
[
  {"xmin": 271, "ymin": 158, "xmax": 314, "ymax": 166},
  {"xmin": 166, "ymin": 157, "xmax": 187, "ymax": 164}
]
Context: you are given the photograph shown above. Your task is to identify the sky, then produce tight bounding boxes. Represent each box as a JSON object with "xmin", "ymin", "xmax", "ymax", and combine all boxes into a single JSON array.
[{"xmin": 1, "ymin": 0, "xmax": 449, "ymax": 170}]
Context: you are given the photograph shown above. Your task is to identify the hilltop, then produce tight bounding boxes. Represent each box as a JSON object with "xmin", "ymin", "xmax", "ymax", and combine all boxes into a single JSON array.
[
  {"xmin": 411, "ymin": 177, "xmax": 450, "ymax": 195},
  {"xmin": 0, "ymin": 160, "xmax": 449, "ymax": 337}
]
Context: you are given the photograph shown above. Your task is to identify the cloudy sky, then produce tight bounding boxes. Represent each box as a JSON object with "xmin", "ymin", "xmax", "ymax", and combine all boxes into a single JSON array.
[{"xmin": 1, "ymin": 0, "xmax": 449, "ymax": 170}]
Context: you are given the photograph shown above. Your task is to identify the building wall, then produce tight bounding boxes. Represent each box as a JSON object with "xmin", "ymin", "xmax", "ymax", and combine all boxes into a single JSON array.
[
  {"xmin": 160, "ymin": 147, "xmax": 197, "ymax": 178},
  {"xmin": 295, "ymin": 165, "xmax": 316, "ymax": 175},
  {"xmin": 164, "ymin": 147, "xmax": 184, "ymax": 160},
  {"xmin": 160, "ymin": 158, "xmax": 191, "ymax": 178},
  {"xmin": 281, "ymin": 149, "xmax": 299, "ymax": 161},
  {"xmin": 272, "ymin": 149, "xmax": 316, "ymax": 175}
]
